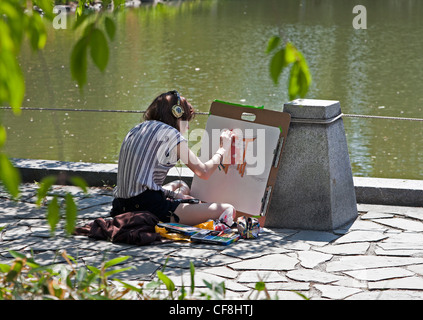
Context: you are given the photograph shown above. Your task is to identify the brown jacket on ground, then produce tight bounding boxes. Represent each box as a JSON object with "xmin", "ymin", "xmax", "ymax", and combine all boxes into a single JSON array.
[{"xmin": 74, "ymin": 211, "xmax": 161, "ymax": 246}]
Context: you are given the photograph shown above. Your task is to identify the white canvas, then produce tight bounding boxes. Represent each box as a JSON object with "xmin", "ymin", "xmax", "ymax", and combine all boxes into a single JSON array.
[{"xmin": 190, "ymin": 115, "xmax": 281, "ymax": 216}]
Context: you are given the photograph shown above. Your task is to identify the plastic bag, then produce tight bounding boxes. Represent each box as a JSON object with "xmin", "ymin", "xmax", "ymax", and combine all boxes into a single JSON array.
[{"xmin": 236, "ymin": 216, "xmax": 260, "ymax": 239}]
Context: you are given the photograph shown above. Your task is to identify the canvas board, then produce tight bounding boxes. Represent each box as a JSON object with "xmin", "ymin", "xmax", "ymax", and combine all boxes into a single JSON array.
[{"xmin": 190, "ymin": 101, "xmax": 290, "ymax": 219}]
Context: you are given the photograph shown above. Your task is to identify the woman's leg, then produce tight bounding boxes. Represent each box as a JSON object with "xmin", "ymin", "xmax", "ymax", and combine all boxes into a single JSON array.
[
  {"xmin": 163, "ymin": 180, "xmax": 190, "ymax": 196},
  {"xmin": 173, "ymin": 202, "xmax": 235, "ymax": 226}
]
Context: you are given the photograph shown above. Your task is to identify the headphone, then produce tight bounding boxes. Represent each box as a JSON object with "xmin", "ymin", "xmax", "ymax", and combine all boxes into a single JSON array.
[{"xmin": 170, "ymin": 90, "xmax": 184, "ymax": 119}]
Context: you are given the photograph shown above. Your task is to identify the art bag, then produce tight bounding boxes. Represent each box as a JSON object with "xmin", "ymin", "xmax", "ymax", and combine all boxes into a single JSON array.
[{"xmin": 236, "ymin": 216, "xmax": 260, "ymax": 239}]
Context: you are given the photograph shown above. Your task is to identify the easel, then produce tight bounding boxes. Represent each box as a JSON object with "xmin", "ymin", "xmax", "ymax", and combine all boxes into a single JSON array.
[{"xmin": 190, "ymin": 100, "xmax": 291, "ymax": 225}]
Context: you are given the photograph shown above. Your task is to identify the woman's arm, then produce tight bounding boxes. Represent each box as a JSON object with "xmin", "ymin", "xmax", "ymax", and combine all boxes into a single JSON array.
[{"xmin": 177, "ymin": 130, "xmax": 232, "ymax": 180}]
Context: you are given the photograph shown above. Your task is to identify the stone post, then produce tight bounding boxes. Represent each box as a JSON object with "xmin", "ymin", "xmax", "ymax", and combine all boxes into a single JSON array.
[{"xmin": 265, "ymin": 99, "xmax": 358, "ymax": 231}]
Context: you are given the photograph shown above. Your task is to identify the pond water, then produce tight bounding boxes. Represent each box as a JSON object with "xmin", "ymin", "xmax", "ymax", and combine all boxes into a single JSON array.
[{"xmin": 1, "ymin": 0, "xmax": 423, "ymax": 180}]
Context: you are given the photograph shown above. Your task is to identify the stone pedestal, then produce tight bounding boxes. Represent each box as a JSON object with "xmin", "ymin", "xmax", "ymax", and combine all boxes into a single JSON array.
[{"xmin": 265, "ymin": 99, "xmax": 358, "ymax": 231}]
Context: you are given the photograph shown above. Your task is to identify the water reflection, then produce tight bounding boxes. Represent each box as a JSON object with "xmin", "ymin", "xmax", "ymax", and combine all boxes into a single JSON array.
[{"xmin": 1, "ymin": 0, "xmax": 422, "ymax": 179}]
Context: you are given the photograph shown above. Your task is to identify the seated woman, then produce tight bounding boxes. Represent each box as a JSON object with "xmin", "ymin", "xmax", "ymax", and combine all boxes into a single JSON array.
[{"xmin": 111, "ymin": 90, "xmax": 235, "ymax": 226}]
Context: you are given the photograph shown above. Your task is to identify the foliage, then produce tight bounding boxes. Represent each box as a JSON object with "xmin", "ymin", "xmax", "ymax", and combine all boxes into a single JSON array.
[
  {"xmin": 266, "ymin": 36, "xmax": 312, "ymax": 100},
  {"xmin": 70, "ymin": 0, "xmax": 121, "ymax": 88},
  {"xmin": 35, "ymin": 175, "xmax": 89, "ymax": 236},
  {"xmin": 0, "ymin": 250, "xmax": 133, "ymax": 300},
  {"xmin": 0, "ymin": 252, "xmax": 291, "ymax": 300},
  {"xmin": 0, "ymin": 0, "xmax": 118, "ymax": 201}
]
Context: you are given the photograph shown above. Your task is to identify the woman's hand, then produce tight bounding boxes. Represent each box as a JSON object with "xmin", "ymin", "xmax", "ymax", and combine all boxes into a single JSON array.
[
  {"xmin": 175, "ymin": 193, "xmax": 194, "ymax": 200},
  {"xmin": 220, "ymin": 129, "xmax": 233, "ymax": 150}
]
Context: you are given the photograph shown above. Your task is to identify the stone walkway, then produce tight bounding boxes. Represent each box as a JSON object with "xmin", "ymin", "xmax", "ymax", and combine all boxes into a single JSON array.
[{"xmin": 2, "ymin": 183, "xmax": 423, "ymax": 300}]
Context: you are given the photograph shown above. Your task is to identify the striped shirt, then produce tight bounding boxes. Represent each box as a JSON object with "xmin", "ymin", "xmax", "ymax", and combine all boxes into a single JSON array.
[{"xmin": 113, "ymin": 120, "xmax": 186, "ymax": 199}]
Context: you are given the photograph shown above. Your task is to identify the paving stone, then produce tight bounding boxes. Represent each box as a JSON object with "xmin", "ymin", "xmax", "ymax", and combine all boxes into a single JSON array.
[
  {"xmin": 361, "ymin": 211, "xmax": 395, "ymax": 219},
  {"xmin": 332, "ymin": 278, "xmax": 367, "ymax": 289},
  {"xmin": 0, "ymin": 238, "xmax": 37, "ymax": 253},
  {"xmin": 368, "ymin": 276, "xmax": 423, "ymax": 290},
  {"xmin": 314, "ymin": 284, "xmax": 361, "ymax": 300},
  {"xmin": 120, "ymin": 246, "xmax": 177, "ymax": 259},
  {"xmin": 381, "ymin": 232, "xmax": 423, "ymax": 244},
  {"xmin": 334, "ymin": 230, "xmax": 388, "ymax": 244},
  {"xmin": 163, "ymin": 270, "xmax": 249, "ymax": 292},
  {"xmin": 252, "ymin": 281, "xmax": 310, "ymax": 291},
  {"xmin": 204, "ymin": 254, "xmax": 241, "ymax": 267},
  {"xmin": 326, "ymin": 256, "xmax": 423, "ymax": 272},
  {"xmin": 395, "ymin": 209, "xmax": 423, "ymax": 221},
  {"xmin": 374, "ymin": 248, "xmax": 423, "ymax": 257},
  {"xmin": 0, "ymin": 200, "xmax": 44, "ymax": 220},
  {"xmin": 74, "ymin": 195, "xmax": 114, "ymax": 210},
  {"xmin": 1, "ymin": 225, "xmax": 31, "ymax": 240},
  {"xmin": 221, "ymin": 241, "xmax": 289, "ymax": 259},
  {"xmin": 77, "ymin": 204, "xmax": 112, "ymax": 219},
  {"xmin": 151, "ymin": 256, "xmax": 209, "ymax": 268},
  {"xmin": 348, "ymin": 219, "xmax": 388, "ymax": 231},
  {"xmin": 347, "ymin": 290, "xmax": 423, "ymax": 300},
  {"xmin": 113, "ymin": 259, "xmax": 160, "ymax": 281},
  {"xmin": 245, "ymin": 290, "xmax": 307, "ymax": 300},
  {"xmin": 229, "ymin": 254, "xmax": 298, "ymax": 271},
  {"xmin": 286, "ymin": 269, "xmax": 344, "ymax": 284},
  {"xmin": 200, "ymin": 266, "xmax": 238, "ymax": 279},
  {"xmin": 406, "ymin": 264, "xmax": 423, "ymax": 276},
  {"xmin": 313, "ymin": 242, "xmax": 370, "ymax": 256},
  {"xmin": 237, "ymin": 271, "xmax": 288, "ymax": 283},
  {"xmin": 282, "ymin": 241, "xmax": 311, "ymax": 251},
  {"xmin": 356, "ymin": 204, "xmax": 414, "ymax": 215},
  {"xmin": 170, "ymin": 248, "xmax": 217, "ymax": 259},
  {"xmin": 4, "ymin": 182, "xmax": 423, "ymax": 300},
  {"xmin": 343, "ymin": 267, "xmax": 414, "ymax": 281},
  {"xmin": 297, "ymin": 251, "xmax": 332, "ymax": 269},
  {"xmin": 286, "ymin": 231, "xmax": 340, "ymax": 246},
  {"xmin": 373, "ymin": 218, "xmax": 423, "ymax": 232}
]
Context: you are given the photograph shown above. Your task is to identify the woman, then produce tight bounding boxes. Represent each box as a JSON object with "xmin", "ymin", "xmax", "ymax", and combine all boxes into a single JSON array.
[{"xmin": 111, "ymin": 90, "xmax": 236, "ymax": 226}]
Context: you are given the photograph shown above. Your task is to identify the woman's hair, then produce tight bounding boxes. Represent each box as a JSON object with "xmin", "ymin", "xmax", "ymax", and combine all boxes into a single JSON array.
[{"xmin": 143, "ymin": 91, "xmax": 195, "ymax": 131}]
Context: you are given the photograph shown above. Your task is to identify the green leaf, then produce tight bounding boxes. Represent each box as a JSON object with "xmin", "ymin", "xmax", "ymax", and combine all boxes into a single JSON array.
[
  {"xmin": 8, "ymin": 250, "xmax": 26, "ymax": 260},
  {"xmin": 6, "ymin": 259, "xmax": 24, "ymax": 282},
  {"xmin": 288, "ymin": 53, "xmax": 311, "ymax": 100},
  {"xmin": 255, "ymin": 281, "xmax": 266, "ymax": 291},
  {"xmin": 87, "ymin": 265, "xmax": 101, "ymax": 275},
  {"xmin": 33, "ymin": 0, "xmax": 54, "ymax": 21},
  {"xmin": 36, "ymin": 175, "xmax": 56, "ymax": 206},
  {"xmin": 70, "ymin": 35, "xmax": 89, "ymax": 88},
  {"xmin": 27, "ymin": 11, "xmax": 47, "ymax": 50},
  {"xmin": 0, "ymin": 50, "xmax": 25, "ymax": 114},
  {"xmin": 70, "ymin": 176, "xmax": 88, "ymax": 194},
  {"xmin": 103, "ymin": 256, "xmax": 131, "ymax": 269},
  {"xmin": 47, "ymin": 195, "xmax": 60, "ymax": 235},
  {"xmin": 0, "ymin": 125, "xmax": 6, "ymax": 148},
  {"xmin": 157, "ymin": 270, "xmax": 175, "ymax": 292},
  {"xmin": 0, "ymin": 153, "xmax": 20, "ymax": 199},
  {"xmin": 269, "ymin": 48, "xmax": 286, "ymax": 85},
  {"xmin": 90, "ymin": 28, "xmax": 109, "ymax": 72},
  {"xmin": 104, "ymin": 17, "xmax": 116, "ymax": 40},
  {"xmin": 288, "ymin": 61, "xmax": 301, "ymax": 100},
  {"xmin": 0, "ymin": 263, "xmax": 11, "ymax": 273},
  {"xmin": 190, "ymin": 261, "xmax": 195, "ymax": 295},
  {"xmin": 104, "ymin": 266, "xmax": 133, "ymax": 277},
  {"xmin": 64, "ymin": 193, "xmax": 77, "ymax": 235},
  {"xmin": 284, "ymin": 42, "xmax": 297, "ymax": 64},
  {"xmin": 266, "ymin": 35, "xmax": 280, "ymax": 54}
]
